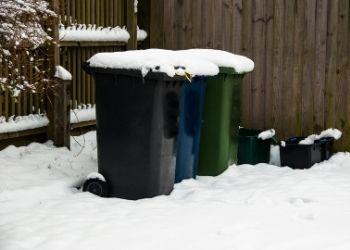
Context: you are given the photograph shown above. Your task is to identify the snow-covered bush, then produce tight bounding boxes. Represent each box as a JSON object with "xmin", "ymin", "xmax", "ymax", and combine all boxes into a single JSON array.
[{"xmin": 0, "ymin": 0, "xmax": 57, "ymax": 94}]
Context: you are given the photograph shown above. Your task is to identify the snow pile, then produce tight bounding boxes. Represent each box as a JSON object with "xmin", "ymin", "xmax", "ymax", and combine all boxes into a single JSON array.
[
  {"xmin": 1, "ymin": 131, "xmax": 350, "ymax": 249},
  {"xmin": 70, "ymin": 105, "xmax": 96, "ymax": 124},
  {"xmin": 86, "ymin": 172, "xmax": 106, "ymax": 182},
  {"xmin": 183, "ymin": 49, "xmax": 255, "ymax": 73},
  {"xmin": 134, "ymin": 0, "xmax": 138, "ymax": 13},
  {"xmin": 258, "ymin": 129, "xmax": 275, "ymax": 140},
  {"xmin": 299, "ymin": 128, "xmax": 342, "ymax": 145},
  {"xmin": 269, "ymin": 145, "xmax": 281, "ymax": 166},
  {"xmin": 137, "ymin": 27, "xmax": 147, "ymax": 41},
  {"xmin": 318, "ymin": 128, "xmax": 342, "ymax": 140},
  {"xmin": 54, "ymin": 65, "xmax": 72, "ymax": 81},
  {"xmin": 59, "ymin": 25, "xmax": 130, "ymax": 42},
  {"xmin": 88, "ymin": 49, "xmax": 220, "ymax": 77},
  {"xmin": 0, "ymin": 114, "xmax": 48, "ymax": 133},
  {"xmin": 59, "ymin": 25, "xmax": 148, "ymax": 42}
]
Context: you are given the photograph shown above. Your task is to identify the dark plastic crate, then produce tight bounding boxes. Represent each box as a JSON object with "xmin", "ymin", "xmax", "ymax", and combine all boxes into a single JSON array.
[
  {"xmin": 237, "ymin": 128, "xmax": 272, "ymax": 165},
  {"xmin": 319, "ymin": 137, "xmax": 334, "ymax": 161},
  {"xmin": 280, "ymin": 137, "xmax": 322, "ymax": 169}
]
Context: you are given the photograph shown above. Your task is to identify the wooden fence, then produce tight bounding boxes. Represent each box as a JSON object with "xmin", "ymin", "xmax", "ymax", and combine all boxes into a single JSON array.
[
  {"xmin": 0, "ymin": 48, "xmax": 48, "ymax": 119},
  {"xmin": 148, "ymin": 0, "xmax": 350, "ymax": 151},
  {"xmin": 59, "ymin": 0, "xmax": 127, "ymax": 109},
  {"xmin": 0, "ymin": 0, "xmax": 131, "ymax": 148}
]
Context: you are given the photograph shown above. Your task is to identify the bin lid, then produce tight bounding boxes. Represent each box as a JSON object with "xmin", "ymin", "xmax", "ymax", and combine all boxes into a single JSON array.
[
  {"xmin": 86, "ymin": 49, "xmax": 220, "ymax": 78},
  {"xmin": 181, "ymin": 49, "xmax": 255, "ymax": 74}
]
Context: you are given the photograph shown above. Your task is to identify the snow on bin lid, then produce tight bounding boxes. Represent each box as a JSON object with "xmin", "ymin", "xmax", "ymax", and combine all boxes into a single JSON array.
[
  {"xmin": 87, "ymin": 49, "xmax": 219, "ymax": 77},
  {"xmin": 182, "ymin": 49, "xmax": 255, "ymax": 74}
]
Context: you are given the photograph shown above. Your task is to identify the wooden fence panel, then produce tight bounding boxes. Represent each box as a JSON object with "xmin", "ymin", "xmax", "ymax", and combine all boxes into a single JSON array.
[
  {"xmin": 59, "ymin": 0, "xmax": 128, "ymax": 109},
  {"xmin": 150, "ymin": 0, "xmax": 350, "ymax": 150},
  {"xmin": 61, "ymin": 0, "xmax": 125, "ymax": 26}
]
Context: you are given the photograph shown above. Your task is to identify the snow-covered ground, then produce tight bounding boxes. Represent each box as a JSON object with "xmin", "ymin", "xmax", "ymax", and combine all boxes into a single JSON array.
[{"xmin": 1, "ymin": 131, "xmax": 350, "ymax": 250}]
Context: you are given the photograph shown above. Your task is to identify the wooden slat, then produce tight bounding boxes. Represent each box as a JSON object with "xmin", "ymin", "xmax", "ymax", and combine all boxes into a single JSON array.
[
  {"xmin": 271, "ymin": 0, "xmax": 284, "ymax": 136},
  {"xmin": 222, "ymin": 0, "xmax": 233, "ymax": 52},
  {"xmin": 301, "ymin": 0, "xmax": 316, "ymax": 136},
  {"xmin": 313, "ymin": 0, "xmax": 328, "ymax": 132},
  {"xmin": 233, "ymin": 0, "xmax": 243, "ymax": 53},
  {"xmin": 241, "ymin": 0, "xmax": 253, "ymax": 127},
  {"xmin": 164, "ymin": 0, "xmax": 175, "ymax": 49},
  {"xmin": 0, "ymin": 127, "xmax": 47, "ymax": 141},
  {"xmin": 290, "ymin": 0, "xmax": 304, "ymax": 135},
  {"xmin": 336, "ymin": 0, "xmax": 349, "ymax": 149},
  {"xmin": 325, "ymin": 0, "xmax": 339, "ymax": 129},
  {"xmin": 96, "ymin": 0, "xmax": 101, "ymax": 26},
  {"xmin": 100, "ymin": 0, "xmax": 105, "ymax": 26},
  {"xmin": 251, "ymin": 0, "xmax": 266, "ymax": 129},
  {"xmin": 213, "ymin": 0, "xmax": 223, "ymax": 49},
  {"xmin": 264, "ymin": 0, "xmax": 274, "ymax": 130},
  {"xmin": 71, "ymin": 0, "xmax": 76, "ymax": 24},
  {"xmin": 76, "ymin": 47, "xmax": 81, "ymax": 106}
]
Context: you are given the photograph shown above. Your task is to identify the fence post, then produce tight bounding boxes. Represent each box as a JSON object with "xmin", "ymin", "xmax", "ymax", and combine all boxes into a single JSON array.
[
  {"xmin": 46, "ymin": 0, "xmax": 71, "ymax": 149},
  {"xmin": 47, "ymin": 79, "xmax": 71, "ymax": 148},
  {"xmin": 127, "ymin": 0, "xmax": 138, "ymax": 50}
]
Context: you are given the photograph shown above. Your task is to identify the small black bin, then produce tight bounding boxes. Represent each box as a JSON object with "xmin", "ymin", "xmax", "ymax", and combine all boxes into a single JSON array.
[
  {"xmin": 280, "ymin": 137, "xmax": 322, "ymax": 169},
  {"xmin": 84, "ymin": 64, "xmax": 183, "ymax": 200},
  {"xmin": 319, "ymin": 137, "xmax": 334, "ymax": 161}
]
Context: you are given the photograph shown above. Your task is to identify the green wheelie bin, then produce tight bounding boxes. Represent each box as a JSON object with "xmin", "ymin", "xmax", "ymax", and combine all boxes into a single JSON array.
[{"xmin": 197, "ymin": 67, "xmax": 244, "ymax": 176}]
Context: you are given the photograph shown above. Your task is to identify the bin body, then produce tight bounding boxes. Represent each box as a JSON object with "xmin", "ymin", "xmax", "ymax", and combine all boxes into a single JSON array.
[
  {"xmin": 280, "ymin": 137, "xmax": 322, "ymax": 169},
  {"xmin": 198, "ymin": 68, "xmax": 243, "ymax": 176},
  {"xmin": 91, "ymin": 68, "xmax": 182, "ymax": 199},
  {"xmin": 319, "ymin": 137, "xmax": 334, "ymax": 161},
  {"xmin": 237, "ymin": 128, "xmax": 271, "ymax": 165},
  {"xmin": 175, "ymin": 77, "xmax": 206, "ymax": 183}
]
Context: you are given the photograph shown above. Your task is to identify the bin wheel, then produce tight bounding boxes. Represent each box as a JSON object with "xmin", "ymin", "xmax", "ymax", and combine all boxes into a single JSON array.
[{"xmin": 83, "ymin": 178, "xmax": 109, "ymax": 197}]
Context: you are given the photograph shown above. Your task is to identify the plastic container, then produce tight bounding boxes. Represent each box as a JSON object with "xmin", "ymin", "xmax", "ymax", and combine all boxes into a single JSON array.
[
  {"xmin": 84, "ymin": 65, "xmax": 183, "ymax": 200},
  {"xmin": 280, "ymin": 137, "xmax": 322, "ymax": 169},
  {"xmin": 237, "ymin": 128, "xmax": 273, "ymax": 165},
  {"xmin": 198, "ymin": 67, "xmax": 244, "ymax": 176},
  {"xmin": 319, "ymin": 137, "xmax": 334, "ymax": 161},
  {"xmin": 175, "ymin": 77, "xmax": 206, "ymax": 183}
]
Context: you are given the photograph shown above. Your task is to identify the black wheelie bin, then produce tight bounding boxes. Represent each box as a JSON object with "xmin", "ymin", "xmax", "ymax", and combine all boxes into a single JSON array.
[{"xmin": 83, "ymin": 64, "xmax": 183, "ymax": 200}]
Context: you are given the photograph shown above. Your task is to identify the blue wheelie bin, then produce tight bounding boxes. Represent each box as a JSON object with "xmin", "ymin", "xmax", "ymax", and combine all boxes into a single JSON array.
[{"xmin": 175, "ymin": 77, "xmax": 206, "ymax": 183}]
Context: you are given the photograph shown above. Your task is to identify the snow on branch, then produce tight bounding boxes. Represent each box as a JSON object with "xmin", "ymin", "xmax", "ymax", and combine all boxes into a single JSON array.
[
  {"xmin": 0, "ymin": 0, "xmax": 57, "ymax": 94},
  {"xmin": 0, "ymin": 0, "xmax": 56, "ymax": 48}
]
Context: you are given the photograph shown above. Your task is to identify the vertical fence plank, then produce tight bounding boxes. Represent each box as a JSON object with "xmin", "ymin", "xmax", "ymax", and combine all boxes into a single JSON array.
[
  {"xmin": 282, "ymin": 0, "xmax": 296, "ymax": 138},
  {"xmin": 233, "ymin": 0, "xmax": 242, "ymax": 53},
  {"xmin": 301, "ymin": 0, "xmax": 316, "ymax": 136},
  {"xmin": 291, "ymin": 0, "xmax": 304, "ymax": 135},
  {"xmin": 76, "ymin": 47, "xmax": 81, "ymax": 106},
  {"xmin": 191, "ymin": 0, "xmax": 202, "ymax": 48},
  {"xmin": 81, "ymin": 49, "xmax": 86, "ymax": 105},
  {"xmin": 164, "ymin": 0, "xmax": 175, "ymax": 49},
  {"xmin": 213, "ymin": 0, "xmax": 223, "ymax": 49},
  {"xmin": 336, "ymin": 0, "xmax": 349, "ymax": 149},
  {"xmin": 96, "ymin": 0, "xmax": 101, "ymax": 26},
  {"xmin": 325, "ymin": 0, "xmax": 338, "ymax": 129},
  {"xmin": 251, "ymin": 0, "xmax": 266, "ymax": 129},
  {"xmin": 313, "ymin": 0, "xmax": 328, "ymax": 133},
  {"xmin": 186, "ymin": 0, "xmax": 194, "ymax": 49},
  {"xmin": 346, "ymin": 0, "xmax": 350, "ymax": 151},
  {"xmin": 241, "ymin": 0, "xmax": 253, "ymax": 127},
  {"xmin": 264, "ymin": 0, "xmax": 274, "ymax": 129},
  {"xmin": 101, "ymin": 0, "xmax": 105, "ymax": 26},
  {"xmin": 271, "ymin": 0, "xmax": 284, "ymax": 137}
]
